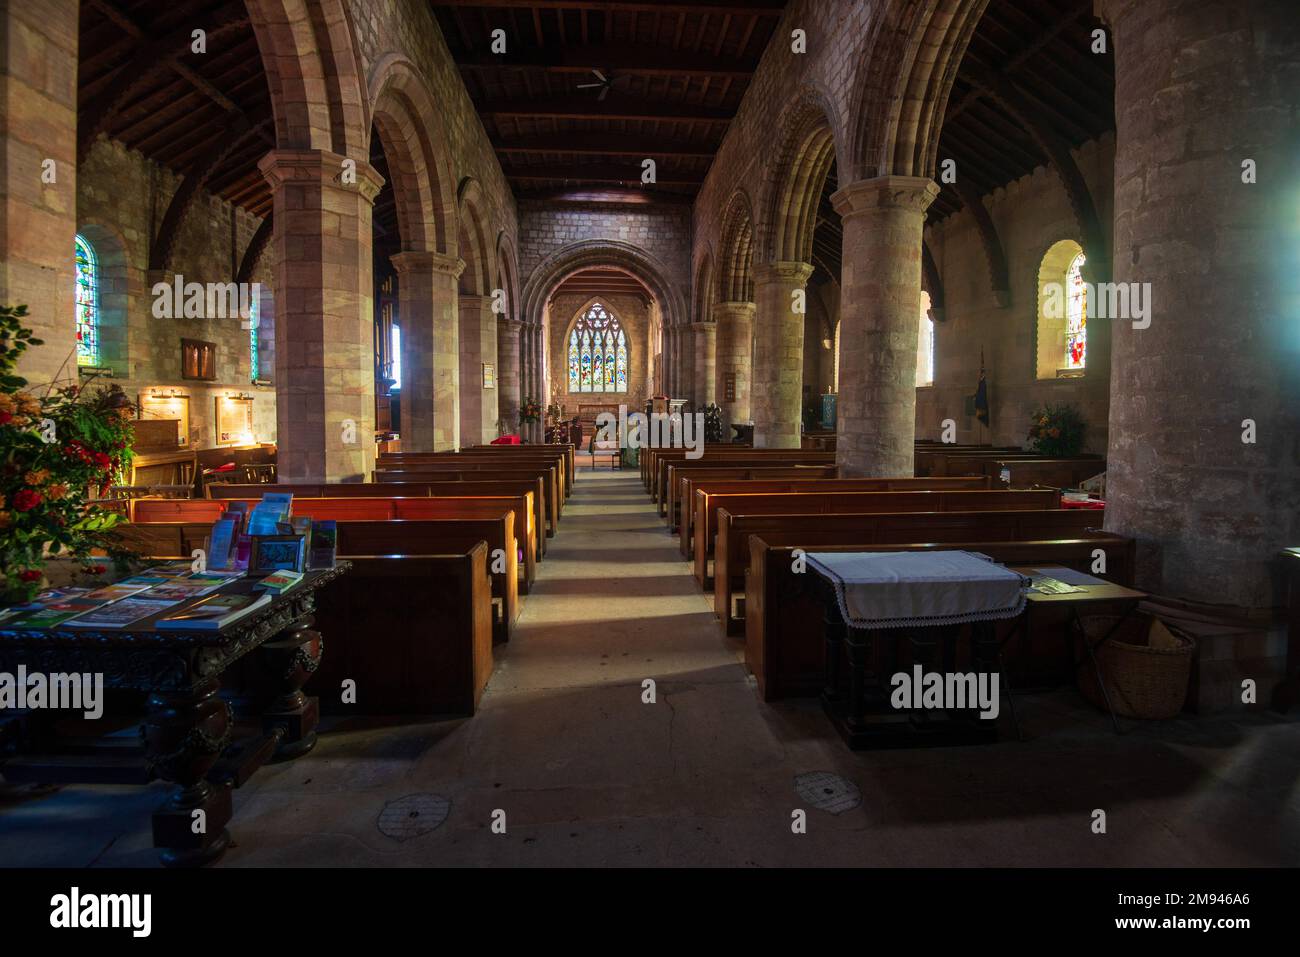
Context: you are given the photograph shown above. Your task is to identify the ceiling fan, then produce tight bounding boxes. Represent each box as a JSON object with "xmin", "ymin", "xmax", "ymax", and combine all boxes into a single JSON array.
[{"xmin": 575, "ymin": 69, "xmax": 630, "ymax": 102}]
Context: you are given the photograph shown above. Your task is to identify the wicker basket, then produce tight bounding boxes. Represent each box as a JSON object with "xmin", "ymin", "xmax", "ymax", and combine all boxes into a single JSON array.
[{"xmin": 1076, "ymin": 614, "xmax": 1196, "ymax": 719}]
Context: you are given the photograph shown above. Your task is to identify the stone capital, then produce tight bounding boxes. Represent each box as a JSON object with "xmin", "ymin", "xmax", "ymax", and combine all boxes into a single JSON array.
[
  {"xmin": 258, "ymin": 149, "xmax": 386, "ymax": 203},
  {"xmin": 390, "ymin": 249, "xmax": 465, "ymax": 279},
  {"xmin": 831, "ymin": 175, "xmax": 939, "ymax": 219},
  {"xmin": 753, "ymin": 261, "xmax": 814, "ymax": 287},
  {"xmin": 713, "ymin": 300, "xmax": 756, "ymax": 317},
  {"xmin": 691, "ymin": 321, "xmax": 716, "ymax": 334},
  {"xmin": 458, "ymin": 294, "xmax": 490, "ymax": 310},
  {"xmin": 497, "ymin": 316, "xmax": 523, "ymax": 331}
]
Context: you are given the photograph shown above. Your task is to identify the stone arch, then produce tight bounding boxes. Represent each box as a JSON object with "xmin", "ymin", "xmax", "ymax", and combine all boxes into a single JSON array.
[
  {"xmin": 848, "ymin": 0, "xmax": 990, "ymax": 181},
  {"xmin": 759, "ymin": 93, "xmax": 842, "ymax": 264},
  {"xmin": 456, "ymin": 178, "xmax": 493, "ymax": 297},
  {"xmin": 247, "ymin": 0, "xmax": 368, "ymax": 157},
  {"xmin": 368, "ymin": 55, "xmax": 457, "ymax": 255},
  {"xmin": 717, "ymin": 188, "xmax": 756, "ymax": 302},
  {"xmin": 521, "ymin": 240, "xmax": 685, "ymax": 335},
  {"xmin": 693, "ymin": 251, "xmax": 714, "ymax": 324},
  {"xmin": 495, "ymin": 231, "xmax": 520, "ymax": 321}
]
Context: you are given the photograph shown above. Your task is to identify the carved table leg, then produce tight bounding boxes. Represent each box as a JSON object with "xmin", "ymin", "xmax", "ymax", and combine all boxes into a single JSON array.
[
  {"xmin": 143, "ymin": 678, "xmax": 233, "ymax": 868},
  {"xmin": 259, "ymin": 615, "xmax": 322, "ymax": 760}
]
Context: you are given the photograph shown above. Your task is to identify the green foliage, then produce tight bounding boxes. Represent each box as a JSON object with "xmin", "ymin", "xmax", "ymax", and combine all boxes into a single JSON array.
[
  {"xmin": 1027, "ymin": 402, "xmax": 1086, "ymax": 457},
  {"xmin": 0, "ymin": 304, "xmax": 137, "ymax": 603},
  {"xmin": 701, "ymin": 403, "xmax": 724, "ymax": 444}
]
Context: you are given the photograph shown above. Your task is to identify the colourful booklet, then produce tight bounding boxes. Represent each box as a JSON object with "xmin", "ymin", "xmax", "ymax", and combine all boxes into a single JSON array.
[
  {"xmin": 5, "ymin": 600, "xmax": 107, "ymax": 630},
  {"xmin": 208, "ymin": 516, "xmax": 239, "ymax": 570},
  {"xmin": 155, "ymin": 591, "xmax": 272, "ymax": 631},
  {"xmin": 254, "ymin": 568, "xmax": 304, "ymax": 594},
  {"xmin": 67, "ymin": 597, "xmax": 179, "ymax": 629}
]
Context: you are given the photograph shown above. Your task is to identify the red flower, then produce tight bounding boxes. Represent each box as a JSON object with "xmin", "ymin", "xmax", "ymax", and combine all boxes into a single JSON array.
[
  {"xmin": 0, "ymin": 411, "xmax": 11, "ymax": 425},
  {"xmin": 95, "ymin": 452, "xmax": 111, "ymax": 468},
  {"xmin": 19, "ymin": 570, "xmax": 42, "ymax": 582},
  {"xmin": 12, "ymin": 489, "xmax": 43, "ymax": 511}
]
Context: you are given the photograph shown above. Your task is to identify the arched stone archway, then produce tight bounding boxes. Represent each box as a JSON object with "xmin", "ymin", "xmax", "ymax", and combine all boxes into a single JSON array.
[
  {"xmin": 752, "ymin": 95, "xmax": 839, "ymax": 448},
  {"xmin": 457, "ymin": 179, "xmax": 498, "ymax": 444},
  {"xmin": 691, "ymin": 252, "xmax": 716, "ymax": 407},
  {"xmin": 251, "ymin": 0, "xmax": 379, "ymax": 481},
  {"xmin": 495, "ymin": 232, "xmax": 525, "ymax": 436},
  {"xmin": 369, "ymin": 55, "xmax": 461, "ymax": 453},
  {"xmin": 714, "ymin": 189, "xmax": 757, "ymax": 430}
]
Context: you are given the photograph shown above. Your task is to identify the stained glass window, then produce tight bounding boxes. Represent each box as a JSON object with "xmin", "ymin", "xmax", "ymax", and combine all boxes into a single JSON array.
[
  {"xmin": 74, "ymin": 234, "xmax": 99, "ymax": 366},
  {"xmin": 249, "ymin": 295, "xmax": 260, "ymax": 381},
  {"xmin": 1065, "ymin": 252, "xmax": 1087, "ymax": 370},
  {"xmin": 916, "ymin": 297, "xmax": 935, "ymax": 387},
  {"xmin": 566, "ymin": 301, "xmax": 629, "ymax": 393}
]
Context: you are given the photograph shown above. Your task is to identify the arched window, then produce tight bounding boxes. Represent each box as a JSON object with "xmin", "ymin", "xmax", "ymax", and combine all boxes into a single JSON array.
[
  {"xmin": 916, "ymin": 290, "xmax": 935, "ymax": 387},
  {"xmin": 74, "ymin": 234, "xmax": 100, "ymax": 366},
  {"xmin": 567, "ymin": 301, "xmax": 628, "ymax": 393},
  {"xmin": 1036, "ymin": 239, "xmax": 1087, "ymax": 378},
  {"xmin": 1064, "ymin": 252, "xmax": 1087, "ymax": 372},
  {"xmin": 248, "ymin": 295, "xmax": 260, "ymax": 382}
]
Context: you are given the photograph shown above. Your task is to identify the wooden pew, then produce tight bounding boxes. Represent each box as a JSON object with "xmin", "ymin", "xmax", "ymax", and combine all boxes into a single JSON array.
[
  {"xmin": 983, "ymin": 457, "xmax": 1107, "ymax": 489},
  {"xmin": 912, "ymin": 445, "xmax": 1026, "ymax": 476},
  {"xmin": 922, "ymin": 450, "xmax": 1101, "ymax": 478},
  {"xmin": 460, "ymin": 443, "xmax": 575, "ymax": 493},
  {"xmin": 666, "ymin": 465, "xmax": 839, "ymax": 528},
  {"xmin": 676, "ymin": 474, "xmax": 994, "ymax": 554},
  {"xmin": 333, "ymin": 519, "xmax": 517, "ymax": 642},
  {"xmin": 376, "ymin": 462, "xmax": 560, "ymax": 533},
  {"xmin": 381, "ymin": 448, "xmax": 570, "ymax": 499},
  {"xmin": 714, "ymin": 505, "xmax": 1101, "ymax": 634},
  {"xmin": 744, "ymin": 534, "xmax": 1136, "ymax": 700},
  {"xmin": 693, "ymin": 487, "xmax": 1061, "ymax": 580},
  {"xmin": 651, "ymin": 449, "xmax": 836, "ymax": 504},
  {"xmin": 309, "ymin": 550, "xmax": 494, "ymax": 716},
  {"xmin": 641, "ymin": 442, "xmax": 749, "ymax": 491},
  {"xmin": 206, "ymin": 480, "xmax": 548, "ymax": 561}
]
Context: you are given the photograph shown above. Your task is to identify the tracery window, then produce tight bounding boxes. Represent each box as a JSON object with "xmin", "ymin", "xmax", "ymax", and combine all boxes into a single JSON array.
[
  {"xmin": 567, "ymin": 301, "xmax": 628, "ymax": 393},
  {"xmin": 1064, "ymin": 251, "xmax": 1087, "ymax": 371}
]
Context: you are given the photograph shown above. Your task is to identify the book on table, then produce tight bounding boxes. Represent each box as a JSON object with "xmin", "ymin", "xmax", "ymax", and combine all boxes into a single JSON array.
[
  {"xmin": 155, "ymin": 591, "xmax": 273, "ymax": 631},
  {"xmin": 254, "ymin": 568, "xmax": 304, "ymax": 594}
]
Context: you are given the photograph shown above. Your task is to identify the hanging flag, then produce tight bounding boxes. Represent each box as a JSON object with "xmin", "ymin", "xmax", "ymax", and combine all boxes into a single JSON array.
[{"xmin": 974, "ymin": 350, "xmax": 990, "ymax": 426}]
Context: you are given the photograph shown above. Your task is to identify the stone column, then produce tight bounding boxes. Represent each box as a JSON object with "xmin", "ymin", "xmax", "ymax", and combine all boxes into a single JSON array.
[
  {"xmin": 0, "ymin": 0, "xmax": 78, "ymax": 388},
  {"xmin": 259, "ymin": 149, "xmax": 383, "ymax": 482},
  {"xmin": 458, "ymin": 294, "xmax": 499, "ymax": 446},
  {"xmin": 752, "ymin": 262, "xmax": 813, "ymax": 448},
  {"xmin": 713, "ymin": 301, "xmax": 754, "ymax": 433},
  {"xmin": 498, "ymin": 317, "xmax": 522, "ymax": 434},
  {"xmin": 692, "ymin": 321, "xmax": 716, "ymax": 408},
  {"xmin": 390, "ymin": 251, "xmax": 462, "ymax": 452},
  {"xmin": 1099, "ymin": 0, "xmax": 1300, "ymax": 609},
  {"xmin": 831, "ymin": 176, "xmax": 938, "ymax": 477},
  {"xmin": 678, "ymin": 324, "xmax": 695, "ymax": 406}
]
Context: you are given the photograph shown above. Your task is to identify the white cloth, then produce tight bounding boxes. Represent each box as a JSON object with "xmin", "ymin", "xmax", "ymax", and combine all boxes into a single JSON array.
[{"xmin": 805, "ymin": 550, "xmax": 1029, "ymax": 630}]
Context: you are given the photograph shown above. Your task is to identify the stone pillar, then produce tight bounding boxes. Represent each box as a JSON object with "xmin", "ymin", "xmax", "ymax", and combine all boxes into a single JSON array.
[
  {"xmin": 458, "ymin": 294, "xmax": 498, "ymax": 446},
  {"xmin": 713, "ymin": 301, "xmax": 754, "ymax": 433},
  {"xmin": 498, "ymin": 318, "xmax": 522, "ymax": 434},
  {"xmin": 259, "ymin": 149, "xmax": 383, "ymax": 482},
  {"xmin": 692, "ymin": 321, "xmax": 716, "ymax": 408},
  {"xmin": 0, "ymin": 0, "xmax": 78, "ymax": 388},
  {"xmin": 391, "ymin": 251, "xmax": 462, "ymax": 452},
  {"xmin": 678, "ymin": 324, "xmax": 695, "ymax": 406},
  {"xmin": 831, "ymin": 176, "xmax": 938, "ymax": 476},
  {"xmin": 1099, "ymin": 0, "xmax": 1300, "ymax": 609},
  {"xmin": 752, "ymin": 262, "xmax": 813, "ymax": 448}
]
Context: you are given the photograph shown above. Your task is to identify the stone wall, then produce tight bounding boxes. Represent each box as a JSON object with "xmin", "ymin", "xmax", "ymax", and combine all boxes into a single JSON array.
[
  {"xmin": 916, "ymin": 136, "xmax": 1116, "ymax": 453},
  {"xmin": 76, "ymin": 139, "xmax": 277, "ymax": 450}
]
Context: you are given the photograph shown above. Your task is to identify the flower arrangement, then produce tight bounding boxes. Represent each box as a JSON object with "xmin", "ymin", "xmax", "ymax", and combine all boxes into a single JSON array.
[
  {"xmin": 1027, "ymin": 402, "xmax": 1086, "ymax": 457},
  {"xmin": 519, "ymin": 397, "xmax": 542, "ymax": 424},
  {"xmin": 1, "ymin": 304, "xmax": 136, "ymax": 603},
  {"xmin": 701, "ymin": 403, "xmax": 724, "ymax": 444}
]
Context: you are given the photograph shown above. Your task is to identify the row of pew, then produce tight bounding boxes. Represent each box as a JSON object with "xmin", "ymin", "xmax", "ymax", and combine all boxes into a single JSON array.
[
  {"xmin": 111, "ymin": 443, "xmax": 576, "ymax": 718},
  {"xmin": 641, "ymin": 443, "xmax": 1130, "ymax": 702}
]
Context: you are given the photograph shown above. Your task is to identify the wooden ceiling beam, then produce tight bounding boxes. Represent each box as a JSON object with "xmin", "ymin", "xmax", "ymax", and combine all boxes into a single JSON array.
[
  {"xmin": 481, "ymin": 95, "xmax": 732, "ymax": 122},
  {"xmin": 433, "ymin": 1, "xmax": 785, "ymax": 14},
  {"xmin": 455, "ymin": 42, "xmax": 758, "ymax": 77},
  {"xmin": 493, "ymin": 131, "xmax": 716, "ymax": 157},
  {"xmin": 503, "ymin": 162, "xmax": 705, "ymax": 185}
]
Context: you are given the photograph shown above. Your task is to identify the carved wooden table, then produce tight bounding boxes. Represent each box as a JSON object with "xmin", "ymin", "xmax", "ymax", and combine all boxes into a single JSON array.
[{"xmin": 0, "ymin": 562, "xmax": 349, "ymax": 867}]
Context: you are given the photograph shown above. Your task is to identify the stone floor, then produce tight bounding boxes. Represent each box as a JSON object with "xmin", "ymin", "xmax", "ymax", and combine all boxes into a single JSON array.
[{"xmin": 2, "ymin": 469, "xmax": 1299, "ymax": 867}]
